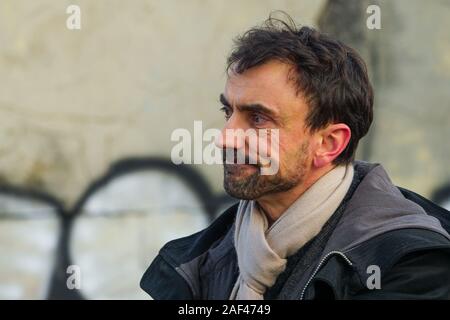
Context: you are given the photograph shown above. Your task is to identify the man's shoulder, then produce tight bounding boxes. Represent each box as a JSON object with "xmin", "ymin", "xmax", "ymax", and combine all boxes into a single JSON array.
[
  {"xmin": 158, "ymin": 202, "xmax": 238, "ymax": 265},
  {"xmin": 344, "ymin": 229, "xmax": 450, "ymax": 299},
  {"xmin": 140, "ymin": 203, "xmax": 239, "ymax": 299},
  {"xmin": 309, "ymin": 228, "xmax": 450, "ymax": 299},
  {"xmin": 346, "ymin": 227, "xmax": 450, "ymax": 270},
  {"xmin": 329, "ymin": 162, "xmax": 450, "ymax": 254}
]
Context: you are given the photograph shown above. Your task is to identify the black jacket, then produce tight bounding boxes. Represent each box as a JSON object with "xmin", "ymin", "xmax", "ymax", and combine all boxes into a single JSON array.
[{"xmin": 140, "ymin": 161, "xmax": 450, "ymax": 299}]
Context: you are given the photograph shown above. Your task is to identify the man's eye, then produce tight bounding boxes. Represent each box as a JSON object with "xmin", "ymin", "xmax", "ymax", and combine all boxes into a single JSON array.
[
  {"xmin": 220, "ymin": 106, "xmax": 232, "ymax": 120},
  {"xmin": 251, "ymin": 113, "xmax": 267, "ymax": 125}
]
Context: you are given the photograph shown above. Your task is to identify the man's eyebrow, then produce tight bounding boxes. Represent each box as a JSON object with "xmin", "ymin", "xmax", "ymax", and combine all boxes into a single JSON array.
[
  {"xmin": 219, "ymin": 94, "xmax": 230, "ymax": 107},
  {"xmin": 238, "ymin": 104, "xmax": 278, "ymax": 118},
  {"xmin": 219, "ymin": 94, "xmax": 278, "ymax": 118}
]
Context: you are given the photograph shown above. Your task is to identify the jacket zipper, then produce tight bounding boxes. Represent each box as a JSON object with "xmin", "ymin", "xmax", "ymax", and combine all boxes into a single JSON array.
[{"xmin": 299, "ymin": 251, "xmax": 353, "ymax": 300}]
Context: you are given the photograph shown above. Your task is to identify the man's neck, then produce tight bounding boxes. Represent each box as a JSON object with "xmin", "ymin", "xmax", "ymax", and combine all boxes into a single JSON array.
[{"xmin": 256, "ymin": 165, "xmax": 335, "ymax": 226}]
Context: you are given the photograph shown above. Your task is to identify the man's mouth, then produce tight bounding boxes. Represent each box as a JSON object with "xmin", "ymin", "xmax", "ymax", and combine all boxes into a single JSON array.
[{"xmin": 224, "ymin": 163, "xmax": 259, "ymax": 176}]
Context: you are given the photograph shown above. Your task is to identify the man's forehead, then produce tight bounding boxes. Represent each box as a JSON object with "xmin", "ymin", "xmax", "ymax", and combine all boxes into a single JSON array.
[
  {"xmin": 224, "ymin": 60, "xmax": 300, "ymax": 111},
  {"xmin": 225, "ymin": 63, "xmax": 291, "ymax": 103},
  {"xmin": 226, "ymin": 60, "xmax": 293, "ymax": 88}
]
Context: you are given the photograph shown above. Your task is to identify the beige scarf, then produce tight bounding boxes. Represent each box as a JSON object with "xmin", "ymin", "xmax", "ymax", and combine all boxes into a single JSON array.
[{"xmin": 229, "ymin": 164, "xmax": 354, "ymax": 300}]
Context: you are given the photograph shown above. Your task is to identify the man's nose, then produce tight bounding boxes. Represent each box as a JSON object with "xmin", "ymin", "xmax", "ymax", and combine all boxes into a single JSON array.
[{"xmin": 214, "ymin": 117, "xmax": 245, "ymax": 150}]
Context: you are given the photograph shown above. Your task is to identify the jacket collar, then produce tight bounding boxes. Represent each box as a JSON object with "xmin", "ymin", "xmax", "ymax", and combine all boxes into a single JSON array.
[{"xmin": 323, "ymin": 161, "xmax": 450, "ymax": 256}]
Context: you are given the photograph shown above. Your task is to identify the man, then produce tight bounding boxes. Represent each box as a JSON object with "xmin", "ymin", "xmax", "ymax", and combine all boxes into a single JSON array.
[{"xmin": 140, "ymin": 16, "xmax": 450, "ymax": 299}]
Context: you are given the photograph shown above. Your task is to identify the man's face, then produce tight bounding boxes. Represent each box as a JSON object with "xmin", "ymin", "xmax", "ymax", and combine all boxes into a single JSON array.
[{"xmin": 218, "ymin": 60, "xmax": 314, "ymax": 200}]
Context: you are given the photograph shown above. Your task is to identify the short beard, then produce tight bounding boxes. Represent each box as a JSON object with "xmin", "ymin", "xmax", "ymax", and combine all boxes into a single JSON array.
[{"xmin": 223, "ymin": 141, "xmax": 309, "ymax": 200}]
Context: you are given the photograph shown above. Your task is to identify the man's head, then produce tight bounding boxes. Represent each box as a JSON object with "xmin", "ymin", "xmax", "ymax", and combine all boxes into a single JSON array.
[{"xmin": 217, "ymin": 15, "xmax": 373, "ymax": 201}]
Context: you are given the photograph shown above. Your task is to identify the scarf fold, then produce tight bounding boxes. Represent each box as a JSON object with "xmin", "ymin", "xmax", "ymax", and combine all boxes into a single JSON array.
[{"xmin": 230, "ymin": 164, "xmax": 354, "ymax": 300}]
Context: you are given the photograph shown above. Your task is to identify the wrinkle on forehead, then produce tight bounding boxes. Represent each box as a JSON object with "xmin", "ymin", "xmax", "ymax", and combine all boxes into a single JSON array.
[{"xmin": 224, "ymin": 60, "xmax": 309, "ymax": 128}]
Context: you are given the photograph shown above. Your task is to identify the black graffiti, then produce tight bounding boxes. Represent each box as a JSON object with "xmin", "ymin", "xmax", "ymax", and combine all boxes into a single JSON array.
[{"xmin": 0, "ymin": 156, "xmax": 237, "ymax": 299}]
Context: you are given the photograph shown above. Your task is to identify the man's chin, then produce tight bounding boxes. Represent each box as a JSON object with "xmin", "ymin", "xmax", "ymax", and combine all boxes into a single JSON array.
[
  {"xmin": 223, "ymin": 166, "xmax": 261, "ymax": 200},
  {"xmin": 223, "ymin": 166, "xmax": 300, "ymax": 200},
  {"xmin": 223, "ymin": 185, "xmax": 259, "ymax": 200}
]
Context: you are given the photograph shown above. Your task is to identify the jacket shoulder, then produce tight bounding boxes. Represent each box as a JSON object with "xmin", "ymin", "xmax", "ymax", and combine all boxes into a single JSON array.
[
  {"xmin": 140, "ymin": 202, "xmax": 239, "ymax": 299},
  {"xmin": 346, "ymin": 228, "xmax": 450, "ymax": 289},
  {"xmin": 353, "ymin": 249, "xmax": 450, "ymax": 299},
  {"xmin": 140, "ymin": 254, "xmax": 193, "ymax": 299},
  {"xmin": 159, "ymin": 202, "xmax": 238, "ymax": 264},
  {"xmin": 311, "ymin": 228, "xmax": 450, "ymax": 300},
  {"xmin": 398, "ymin": 187, "xmax": 450, "ymax": 232}
]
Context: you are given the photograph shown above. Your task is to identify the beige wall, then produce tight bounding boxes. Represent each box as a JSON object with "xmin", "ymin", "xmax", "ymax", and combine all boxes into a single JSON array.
[
  {"xmin": 0, "ymin": 0, "xmax": 328, "ymax": 300},
  {"xmin": 0, "ymin": 0, "xmax": 325, "ymax": 207},
  {"xmin": 1, "ymin": 0, "xmax": 449, "ymax": 300},
  {"xmin": 367, "ymin": 0, "xmax": 450, "ymax": 197}
]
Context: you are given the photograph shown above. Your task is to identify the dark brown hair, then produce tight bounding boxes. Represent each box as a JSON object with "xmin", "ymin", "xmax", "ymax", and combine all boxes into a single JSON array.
[{"xmin": 227, "ymin": 13, "xmax": 374, "ymax": 165}]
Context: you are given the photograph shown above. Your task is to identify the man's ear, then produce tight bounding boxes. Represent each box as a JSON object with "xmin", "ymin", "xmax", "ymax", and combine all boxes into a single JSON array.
[{"xmin": 313, "ymin": 123, "xmax": 351, "ymax": 168}]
